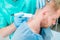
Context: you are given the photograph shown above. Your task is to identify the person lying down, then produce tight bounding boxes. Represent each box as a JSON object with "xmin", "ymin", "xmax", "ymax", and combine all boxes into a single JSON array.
[{"xmin": 11, "ymin": 0, "xmax": 60, "ymax": 40}]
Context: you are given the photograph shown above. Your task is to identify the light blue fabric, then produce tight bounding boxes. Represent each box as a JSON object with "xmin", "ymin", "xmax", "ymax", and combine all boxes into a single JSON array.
[
  {"xmin": 41, "ymin": 28, "xmax": 53, "ymax": 40},
  {"xmin": 37, "ymin": 0, "xmax": 46, "ymax": 9},
  {"xmin": 12, "ymin": 22, "xmax": 43, "ymax": 40},
  {"xmin": 51, "ymin": 30, "xmax": 60, "ymax": 40},
  {"xmin": 11, "ymin": 14, "xmax": 52, "ymax": 40}
]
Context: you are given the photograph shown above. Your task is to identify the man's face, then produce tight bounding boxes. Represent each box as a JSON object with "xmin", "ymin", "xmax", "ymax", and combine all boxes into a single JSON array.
[{"xmin": 41, "ymin": 13, "xmax": 59, "ymax": 28}]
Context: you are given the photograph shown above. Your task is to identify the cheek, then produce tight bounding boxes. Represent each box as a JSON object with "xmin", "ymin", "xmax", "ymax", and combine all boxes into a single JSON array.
[
  {"xmin": 41, "ymin": 20, "xmax": 47, "ymax": 26},
  {"xmin": 48, "ymin": 18, "xmax": 52, "ymax": 24},
  {"xmin": 47, "ymin": 18, "xmax": 53, "ymax": 26},
  {"xmin": 43, "ymin": 19, "xmax": 49, "ymax": 26}
]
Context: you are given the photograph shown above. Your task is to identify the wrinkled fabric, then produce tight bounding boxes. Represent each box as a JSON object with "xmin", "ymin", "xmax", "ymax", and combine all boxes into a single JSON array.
[
  {"xmin": 41, "ymin": 28, "xmax": 53, "ymax": 40},
  {"xmin": 11, "ymin": 13, "xmax": 53, "ymax": 40},
  {"xmin": 37, "ymin": 0, "xmax": 46, "ymax": 9},
  {"xmin": 12, "ymin": 22, "xmax": 43, "ymax": 40},
  {"xmin": 0, "ymin": 7, "xmax": 14, "ymax": 29},
  {"xmin": 0, "ymin": 0, "xmax": 16, "ymax": 28}
]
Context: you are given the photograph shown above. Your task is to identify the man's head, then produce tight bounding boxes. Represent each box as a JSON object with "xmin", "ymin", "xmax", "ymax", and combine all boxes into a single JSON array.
[{"xmin": 40, "ymin": 0, "xmax": 60, "ymax": 28}]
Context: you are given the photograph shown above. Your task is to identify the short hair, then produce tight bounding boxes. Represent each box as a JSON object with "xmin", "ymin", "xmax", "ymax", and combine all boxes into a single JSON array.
[
  {"xmin": 55, "ymin": 0, "xmax": 60, "ymax": 9},
  {"xmin": 46, "ymin": 0, "xmax": 60, "ymax": 10}
]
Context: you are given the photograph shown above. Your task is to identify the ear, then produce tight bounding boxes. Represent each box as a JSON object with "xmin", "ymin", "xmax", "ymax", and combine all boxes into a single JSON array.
[{"xmin": 57, "ymin": 9, "xmax": 60, "ymax": 17}]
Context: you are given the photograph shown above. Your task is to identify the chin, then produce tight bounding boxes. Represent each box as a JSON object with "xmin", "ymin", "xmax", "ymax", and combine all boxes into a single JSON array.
[
  {"xmin": 43, "ymin": 25, "xmax": 49, "ymax": 28},
  {"xmin": 41, "ymin": 24, "xmax": 49, "ymax": 28}
]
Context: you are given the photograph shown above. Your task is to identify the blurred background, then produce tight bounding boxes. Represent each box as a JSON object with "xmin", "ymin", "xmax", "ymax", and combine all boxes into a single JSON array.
[{"xmin": 52, "ymin": 18, "xmax": 60, "ymax": 32}]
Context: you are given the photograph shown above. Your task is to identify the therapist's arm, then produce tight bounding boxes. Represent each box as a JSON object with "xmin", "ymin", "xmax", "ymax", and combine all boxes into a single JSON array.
[
  {"xmin": 0, "ymin": 23, "xmax": 16, "ymax": 37},
  {"xmin": 0, "ymin": 14, "xmax": 22, "ymax": 37}
]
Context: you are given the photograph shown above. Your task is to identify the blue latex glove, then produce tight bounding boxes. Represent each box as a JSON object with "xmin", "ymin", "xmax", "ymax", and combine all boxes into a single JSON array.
[{"xmin": 14, "ymin": 14, "xmax": 28, "ymax": 28}]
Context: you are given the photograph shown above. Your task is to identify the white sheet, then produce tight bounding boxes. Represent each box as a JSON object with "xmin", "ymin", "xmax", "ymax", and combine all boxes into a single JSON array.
[{"xmin": 51, "ymin": 30, "xmax": 60, "ymax": 40}]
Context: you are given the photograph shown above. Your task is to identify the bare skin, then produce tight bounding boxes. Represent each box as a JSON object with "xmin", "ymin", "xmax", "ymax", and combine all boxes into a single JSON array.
[{"xmin": 0, "ymin": 23, "xmax": 16, "ymax": 37}]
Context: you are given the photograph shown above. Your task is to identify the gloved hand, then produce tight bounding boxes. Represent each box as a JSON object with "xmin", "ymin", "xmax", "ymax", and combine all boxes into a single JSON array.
[{"xmin": 14, "ymin": 14, "xmax": 28, "ymax": 28}]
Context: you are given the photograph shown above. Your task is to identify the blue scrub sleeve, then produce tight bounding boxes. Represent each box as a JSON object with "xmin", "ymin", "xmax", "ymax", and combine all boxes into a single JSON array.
[{"xmin": 11, "ymin": 22, "xmax": 43, "ymax": 40}]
